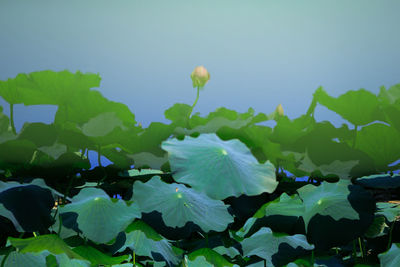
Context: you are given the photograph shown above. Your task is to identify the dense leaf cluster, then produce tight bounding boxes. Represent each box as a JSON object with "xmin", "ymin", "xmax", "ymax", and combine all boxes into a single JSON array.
[{"xmin": 0, "ymin": 70, "xmax": 399, "ymax": 266}]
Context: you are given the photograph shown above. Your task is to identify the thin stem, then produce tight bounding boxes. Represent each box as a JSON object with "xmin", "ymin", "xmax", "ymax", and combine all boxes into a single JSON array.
[
  {"xmin": 358, "ymin": 237, "xmax": 364, "ymax": 258},
  {"xmin": 187, "ymin": 86, "xmax": 200, "ymax": 129},
  {"xmin": 133, "ymin": 251, "xmax": 135, "ymax": 265},
  {"xmin": 352, "ymin": 125, "xmax": 358, "ymax": 149},
  {"xmin": 9, "ymin": 103, "xmax": 16, "ymax": 135}
]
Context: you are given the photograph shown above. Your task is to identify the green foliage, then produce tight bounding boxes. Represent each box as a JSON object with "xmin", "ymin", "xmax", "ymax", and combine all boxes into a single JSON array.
[
  {"xmin": 116, "ymin": 220, "xmax": 180, "ymax": 266},
  {"xmin": 378, "ymin": 243, "xmax": 400, "ymax": 267},
  {"xmin": 161, "ymin": 133, "xmax": 278, "ymax": 199},
  {"xmin": 59, "ymin": 187, "xmax": 141, "ymax": 243},
  {"xmin": 313, "ymin": 87, "xmax": 385, "ymax": 126},
  {"xmin": 240, "ymin": 227, "xmax": 314, "ymax": 267},
  {"xmin": 297, "ymin": 180, "xmax": 359, "ymax": 232},
  {"xmin": 132, "ymin": 176, "xmax": 234, "ymax": 232},
  {"xmin": 0, "ymin": 70, "xmax": 399, "ymax": 266}
]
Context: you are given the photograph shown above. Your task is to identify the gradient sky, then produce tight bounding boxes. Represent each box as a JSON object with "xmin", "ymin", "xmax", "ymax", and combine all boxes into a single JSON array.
[{"xmin": 1, "ymin": 0, "xmax": 400, "ymax": 131}]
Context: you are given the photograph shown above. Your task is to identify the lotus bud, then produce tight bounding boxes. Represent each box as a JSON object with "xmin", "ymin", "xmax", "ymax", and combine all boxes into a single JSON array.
[
  {"xmin": 275, "ymin": 104, "xmax": 284, "ymax": 117},
  {"xmin": 190, "ymin": 65, "xmax": 210, "ymax": 89}
]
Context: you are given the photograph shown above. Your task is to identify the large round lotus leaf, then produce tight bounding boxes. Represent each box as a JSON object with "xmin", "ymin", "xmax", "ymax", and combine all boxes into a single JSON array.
[
  {"xmin": 0, "ymin": 179, "xmax": 64, "ymax": 232},
  {"xmin": 59, "ymin": 187, "xmax": 141, "ymax": 244},
  {"xmin": 297, "ymin": 180, "xmax": 360, "ymax": 233},
  {"xmin": 72, "ymin": 245, "xmax": 129, "ymax": 266},
  {"xmin": 298, "ymin": 151, "xmax": 359, "ymax": 180},
  {"xmin": 355, "ymin": 174, "xmax": 400, "ymax": 189},
  {"xmin": 0, "ymin": 70, "xmax": 101, "ymax": 106},
  {"xmin": 17, "ymin": 122, "xmax": 58, "ymax": 147},
  {"xmin": 8, "ymin": 234, "xmax": 84, "ymax": 260},
  {"xmin": 116, "ymin": 220, "xmax": 179, "ymax": 266},
  {"xmin": 376, "ymin": 202, "xmax": 400, "ymax": 222},
  {"xmin": 81, "ymin": 112, "xmax": 126, "ymax": 137},
  {"xmin": 379, "ymin": 84, "xmax": 400, "ymax": 104},
  {"xmin": 305, "ymin": 183, "xmax": 375, "ymax": 251},
  {"xmin": 164, "ymin": 103, "xmax": 191, "ymax": 126},
  {"xmin": 353, "ymin": 123, "xmax": 400, "ymax": 171},
  {"xmin": 185, "ymin": 256, "xmax": 214, "ymax": 267},
  {"xmin": 127, "ymin": 152, "xmax": 168, "ymax": 170},
  {"xmin": 313, "ymin": 87, "xmax": 385, "ymax": 126},
  {"xmin": 186, "ymin": 248, "xmax": 237, "ymax": 267},
  {"xmin": 240, "ymin": 227, "xmax": 314, "ymax": 267},
  {"xmin": 379, "ymin": 243, "xmax": 400, "ymax": 267},
  {"xmin": 161, "ymin": 133, "xmax": 278, "ymax": 199},
  {"xmin": 55, "ymin": 254, "xmax": 91, "ymax": 267},
  {"xmin": 213, "ymin": 246, "xmax": 240, "ymax": 259},
  {"xmin": 0, "ymin": 139, "xmax": 36, "ymax": 166},
  {"xmin": 0, "ymin": 251, "xmax": 47, "ymax": 267},
  {"xmin": 235, "ymin": 193, "xmax": 306, "ymax": 239},
  {"xmin": 262, "ymin": 193, "xmax": 304, "ymax": 218},
  {"xmin": 132, "ymin": 176, "xmax": 234, "ymax": 232},
  {"xmin": 38, "ymin": 142, "xmax": 68, "ymax": 160}
]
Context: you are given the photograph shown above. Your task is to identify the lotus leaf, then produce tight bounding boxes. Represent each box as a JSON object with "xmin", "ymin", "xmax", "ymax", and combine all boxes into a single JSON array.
[
  {"xmin": 8, "ymin": 234, "xmax": 84, "ymax": 260},
  {"xmin": 313, "ymin": 87, "xmax": 384, "ymax": 126},
  {"xmin": 378, "ymin": 243, "xmax": 400, "ymax": 267},
  {"xmin": 297, "ymin": 180, "xmax": 359, "ymax": 232},
  {"xmin": 59, "ymin": 187, "xmax": 141, "ymax": 243},
  {"xmin": 161, "ymin": 133, "xmax": 278, "ymax": 199},
  {"xmin": 0, "ymin": 251, "xmax": 47, "ymax": 267},
  {"xmin": 186, "ymin": 248, "xmax": 237, "ymax": 267},
  {"xmin": 116, "ymin": 220, "xmax": 179, "ymax": 266},
  {"xmin": 213, "ymin": 246, "xmax": 240, "ymax": 258},
  {"xmin": 353, "ymin": 123, "xmax": 400, "ymax": 171},
  {"xmin": 0, "ymin": 179, "xmax": 64, "ymax": 232},
  {"xmin": 132, "ymin": 176, "xmax": 234, "ymax": 232},
  {"xmin": 38, "ymin": 142, "xmax": 68, "ymax": 160},
  {"xmin": 376, "ymin": 202, "xmax": 400, "ymax": 222},
  {"xmin": 240, "ymin": 227, "xmax": 314, "ymax": 267},
  {"xmin": 355, "ymin": 174, "xmax": 400, "ymax": 189},
  {"xmin": 81, "ymin": 112, "xmax": 126, "ymax": 137},
  {"xmin": 72, "ymin": 245, "xmax": 129, "ymax": 265},
  {"xmin": 298, "ymin": 150, "xmax": 359, "ymax": 180}
]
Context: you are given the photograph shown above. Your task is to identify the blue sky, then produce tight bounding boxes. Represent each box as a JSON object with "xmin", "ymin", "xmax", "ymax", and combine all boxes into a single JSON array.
[{"xmin": 1, "ymin": 0, "xmax": 400, "ymax": 131}]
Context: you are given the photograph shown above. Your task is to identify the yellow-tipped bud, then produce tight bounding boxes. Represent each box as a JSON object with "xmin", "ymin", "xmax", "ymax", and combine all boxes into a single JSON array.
[
  {"xmin": 275, "ymin": 104, "xmax": 284, "ymax": 117},
  {"xmin": 190, "ymin": 66, "xmax": 210, "ymax": 89}
]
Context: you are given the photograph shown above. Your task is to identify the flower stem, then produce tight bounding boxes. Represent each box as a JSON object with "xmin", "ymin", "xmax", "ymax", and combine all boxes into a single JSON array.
[
  {"xmin": 187, "ymin": 86, "xmax": 200, "ymax": 129},
  {"xmin": 358, "ymin": 237, "xmax": 364, "ymax": 258}
]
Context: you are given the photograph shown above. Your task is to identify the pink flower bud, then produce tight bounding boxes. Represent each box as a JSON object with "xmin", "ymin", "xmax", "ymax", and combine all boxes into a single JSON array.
[{"xmin": 190, "ymin": 66, "xmax": 210, "ymax": 89}]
